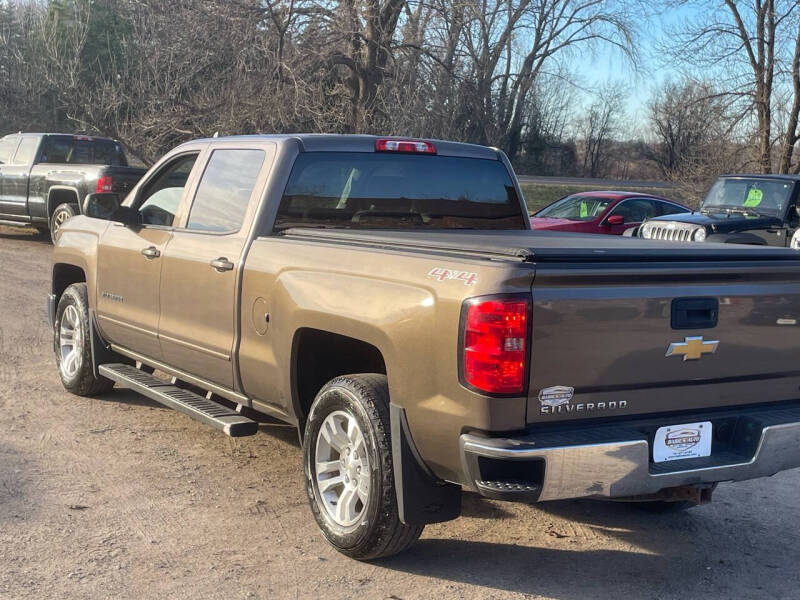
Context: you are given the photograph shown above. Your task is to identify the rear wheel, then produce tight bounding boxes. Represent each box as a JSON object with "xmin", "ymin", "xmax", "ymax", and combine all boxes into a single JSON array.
[
  {"xmin": 54, "ymin": 283, "xmax": 114, "ymax": 396},
  {"xmin": 303, "ymin": 374, "xmax": 423, "ymax": 560},
  {"xmin": 50, "ymin": 202, "xmax": 78, "ymax": 243}
]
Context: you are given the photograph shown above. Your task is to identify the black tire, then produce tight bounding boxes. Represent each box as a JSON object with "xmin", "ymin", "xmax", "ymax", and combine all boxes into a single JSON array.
[
  {"xmin": 303, "ymin": 374, "xmax": 423, "ymax": 560},
  {"xmin": 50, "ymin": 202, "xmax": 78, "ymax": 244},
  {"xmin": 54, "ymin": 283, "xmax": 114, "ymax": 396}
]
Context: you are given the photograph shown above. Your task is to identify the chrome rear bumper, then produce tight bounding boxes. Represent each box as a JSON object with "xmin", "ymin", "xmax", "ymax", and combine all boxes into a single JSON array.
[{"xmin": 460, "ymin": 404, "xmax": 800, "ymax": 502}]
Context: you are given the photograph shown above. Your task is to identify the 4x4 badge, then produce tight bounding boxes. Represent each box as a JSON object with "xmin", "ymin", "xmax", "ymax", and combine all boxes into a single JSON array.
[{"xmin": 666, "ymin": 336, "xmax": 719, "ymax": 361}]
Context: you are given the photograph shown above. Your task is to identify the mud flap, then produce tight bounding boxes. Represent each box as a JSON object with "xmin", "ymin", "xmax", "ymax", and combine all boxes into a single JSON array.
[
  {"xmin": 390, "ymin": 403, "xmax": 461, "ymax": 525},
  {"xmin": 88, "ymin": 308, "xmax": 132, "ymax": 377}
]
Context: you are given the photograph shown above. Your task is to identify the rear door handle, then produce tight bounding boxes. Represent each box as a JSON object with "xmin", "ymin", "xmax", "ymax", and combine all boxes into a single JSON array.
[
  {"xmin": 210, "ymin": 257, "xmax": 234, "ymax": 272},
  {"xmin": 141, "ymin": 246, "xmax": 160, "ymax": 259}
]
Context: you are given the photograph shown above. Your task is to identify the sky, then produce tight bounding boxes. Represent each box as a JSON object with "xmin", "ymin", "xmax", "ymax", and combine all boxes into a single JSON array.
[{"xmin": 571, "ymin": 5, "xmax": 701, "ymax": 128}]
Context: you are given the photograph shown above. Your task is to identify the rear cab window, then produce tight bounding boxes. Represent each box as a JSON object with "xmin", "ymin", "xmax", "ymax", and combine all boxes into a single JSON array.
[
  {"xmin": 40, "ymin": 136, "xmax": 128, "ymax": 166},
  {"xmin": 274, "ymin": 152, "xmax": 525, "ymax": 231}
]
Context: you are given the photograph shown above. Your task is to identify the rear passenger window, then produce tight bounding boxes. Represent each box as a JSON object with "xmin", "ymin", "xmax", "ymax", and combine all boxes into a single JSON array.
[
  {"xmin": 12, "ymin": 138, "xmax": 40, "ymax": 165},
  {"xmin": 0, "ymin": 137, "xmax": 19, "ymax": 164},
  {"xmin": 186, "ymin": 149, "xmax": 265, "ymax": 233}
]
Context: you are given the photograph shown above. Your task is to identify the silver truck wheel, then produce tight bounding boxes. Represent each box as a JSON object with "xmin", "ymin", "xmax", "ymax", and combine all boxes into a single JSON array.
[
  {"xmin": 314, "ymin": 410, "xmax": 371, "ymax": 528},
  {"xmin": 303, "ymin": 374, "xmax": 423, "ymax": 560},
  {"xmin": 54, "ymin": 283, "xmax": 114, "ymax": 396},
  {"xmin": 58, "ymin": 304, "xmax": 83, "ymax": 379},
  {"xmin": 50, "ymin": 203, "xmax": 77, "ymax": 243}
]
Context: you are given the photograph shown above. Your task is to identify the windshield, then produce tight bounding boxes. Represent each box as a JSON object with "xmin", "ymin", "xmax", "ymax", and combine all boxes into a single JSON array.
[
  {"xmin": 701, "ymin": 178, "xmax": 792, "ymax": 217},
  {"xmin": 535, "ymin": 195, "xmax": 612, "ymax": 221},
  {"xmin": 274, "ymin": 152, "xmax": 526, "ymax": 230},
  {"xmin": 39, "ymin": 136, "xmax": 128, "ymax": 166}
]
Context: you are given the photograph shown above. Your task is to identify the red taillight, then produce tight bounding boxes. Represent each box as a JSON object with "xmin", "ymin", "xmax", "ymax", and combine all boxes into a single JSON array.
[
  {"xmin": 462, "ymin": 297, "xmax": 529, "ymax": 395},
  {"xmin": 375, "ymin": 138, "xmax": 436, "ymax": 154},
  {"xmin": 96, "ymin": 175, "xmax": 113, "ymax": 193}
]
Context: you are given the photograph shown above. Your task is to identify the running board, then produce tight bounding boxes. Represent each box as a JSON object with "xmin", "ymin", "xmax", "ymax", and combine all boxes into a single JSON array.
[{"xmin": 98, "ymin": 363, "xmax": 258, "ymax": 437}]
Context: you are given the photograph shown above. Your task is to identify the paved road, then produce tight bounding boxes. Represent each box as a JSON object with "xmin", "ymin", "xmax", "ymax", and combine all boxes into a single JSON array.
[
  {"xmin": 517, "ymin": 175, "xmax": 674, "ymax": 189},
  {"xmin": 0, "ymin": 225, "xmax": 798, "ymax": 600}
]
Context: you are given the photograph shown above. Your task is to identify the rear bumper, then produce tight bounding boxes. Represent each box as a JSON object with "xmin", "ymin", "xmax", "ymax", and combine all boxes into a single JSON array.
[{"xmin": 460, "ymin": 403, "xmax": 800, "ymax": 502}]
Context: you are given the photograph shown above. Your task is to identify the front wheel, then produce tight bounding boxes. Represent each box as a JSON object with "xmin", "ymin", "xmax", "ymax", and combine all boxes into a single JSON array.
[
  {"xmin": 50, "ymin": 203, "xmax": 77, "ymax": 243},
  {"xmin": 54, "ymin": 283, "xmax": 114, "ymax": 396},
  {"xmin": 303, "ymin": 374, "xmax": 423, "ymax": 560}
]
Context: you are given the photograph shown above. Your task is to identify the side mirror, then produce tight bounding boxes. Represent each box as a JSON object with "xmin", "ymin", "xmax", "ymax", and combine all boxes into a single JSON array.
[
  {"xmin": 606, "ymin": 214, "xmax": 625, "ymax": 226},
  {"xmin": 84, "ymin": 192, "xmax": 138, "ymax": 226},
  {"xmin": 83, "ymin": 192, "xmax": 122, "ymax": 219},
  {"xmin": 795, "ymin": 206, "xmax": 800, "ymax": 220}
]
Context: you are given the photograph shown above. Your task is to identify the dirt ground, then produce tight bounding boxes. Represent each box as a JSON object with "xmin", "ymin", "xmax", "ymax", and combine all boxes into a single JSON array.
[{"xmin": 1, "ymin": 225, "xmax": 799, "ymax": 600}]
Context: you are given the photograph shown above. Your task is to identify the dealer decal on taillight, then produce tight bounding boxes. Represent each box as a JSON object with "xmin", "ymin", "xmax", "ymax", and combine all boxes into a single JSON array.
[{"xmin": 460, "ymin": 296, "xmax": 530, "ymax": 395}]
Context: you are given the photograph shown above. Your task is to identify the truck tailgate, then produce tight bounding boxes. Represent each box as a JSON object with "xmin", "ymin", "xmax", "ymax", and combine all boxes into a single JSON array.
[{"xmin": 528, "ymin": 259, "xmax": 800, "ymax": 423}]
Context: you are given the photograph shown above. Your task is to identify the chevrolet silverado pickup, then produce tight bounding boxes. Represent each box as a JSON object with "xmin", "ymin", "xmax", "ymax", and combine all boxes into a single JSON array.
[
  {"xmin": 0, "ymin": 133, "xmax": 145, "ymax": 242},
  {"xmin": 49, "ymin": 135, "xmax": 800, "ymax": 559}
]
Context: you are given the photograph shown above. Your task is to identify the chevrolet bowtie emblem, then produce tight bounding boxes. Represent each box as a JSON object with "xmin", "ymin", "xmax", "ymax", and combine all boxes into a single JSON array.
[{"xmin": 666, "ymin": 336, "xmax": 719, "ymax": 361}]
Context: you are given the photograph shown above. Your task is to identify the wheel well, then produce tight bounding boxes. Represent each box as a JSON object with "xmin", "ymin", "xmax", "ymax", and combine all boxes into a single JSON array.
[
  {"xmin": 52, "ymin": 263, "xmax": 86, "ymax": 305},
  {"xmin": 292, "ymin": 328, "xmax": 387, "ymax": 428},
  {"xmin": 48, "ymin": 188, "xmax": 80, "ymax": 218}
]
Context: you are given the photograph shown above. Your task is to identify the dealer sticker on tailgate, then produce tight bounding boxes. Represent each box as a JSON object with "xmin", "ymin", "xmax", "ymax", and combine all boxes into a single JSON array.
[{"xmin": 653, "ymin": 421, "xmax": 712, "ymax": 463}]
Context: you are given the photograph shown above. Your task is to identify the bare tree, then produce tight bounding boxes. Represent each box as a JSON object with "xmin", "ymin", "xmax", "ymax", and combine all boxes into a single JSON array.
[
  {"xmin": 665, "ymin": 0, "xmax": 800, "ymax": 173},
  {"xmin": 580, "ymin": 84, "xmax": 625, "ymax": 178}
]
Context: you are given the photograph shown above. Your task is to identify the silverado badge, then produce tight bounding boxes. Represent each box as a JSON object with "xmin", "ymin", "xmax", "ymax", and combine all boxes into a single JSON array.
[{"xmin": 665, "ymin": 336, "xmax": 719, "ymax": 361}]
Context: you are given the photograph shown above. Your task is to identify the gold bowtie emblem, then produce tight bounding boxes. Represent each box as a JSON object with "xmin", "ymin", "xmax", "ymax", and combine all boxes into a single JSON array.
[{"xmin": 666, "ymin": 336, "xmax": 719, "ymax": 361}]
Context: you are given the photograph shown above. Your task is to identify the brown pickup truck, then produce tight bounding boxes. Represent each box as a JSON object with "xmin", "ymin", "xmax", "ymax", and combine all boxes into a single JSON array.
[{"xmin": 49, "ymin": 135, "xmax": 800, "ymax": 560}]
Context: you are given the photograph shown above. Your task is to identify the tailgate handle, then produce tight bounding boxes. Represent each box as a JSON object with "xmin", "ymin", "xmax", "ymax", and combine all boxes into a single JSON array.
[{"xmin": 671, "ymin": 298, "xmax": 718, "ymax": 330}]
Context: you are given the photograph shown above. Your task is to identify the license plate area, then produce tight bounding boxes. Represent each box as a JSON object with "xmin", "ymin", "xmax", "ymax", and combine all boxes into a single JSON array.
[{"xmin": 653, "ymin": 421, "xmax": 712, "ymax": 463}]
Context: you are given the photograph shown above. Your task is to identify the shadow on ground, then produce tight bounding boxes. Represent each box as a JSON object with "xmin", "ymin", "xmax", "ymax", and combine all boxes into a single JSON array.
[
  {"xmin": 380, "ymin": 490, "xmax": 789, "ymax": 599},
  {"xmin": 0, "ymin": 227, "xmax": 50, "ymax": 244}
]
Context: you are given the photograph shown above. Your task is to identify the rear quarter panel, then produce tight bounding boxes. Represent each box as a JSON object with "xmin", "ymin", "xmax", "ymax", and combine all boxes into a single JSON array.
[{"xmin": 238, "ymin": 236, "xmax": 534, "ymax": 483}]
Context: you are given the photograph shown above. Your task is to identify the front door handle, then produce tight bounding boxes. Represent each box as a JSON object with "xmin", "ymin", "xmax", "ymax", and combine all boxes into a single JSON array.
[
  {"xmin": 210, "ymin": 257, "xmax": 234, "ymax": 272},
  {"xmin": 141, "ymin": 246, "xmax": 160, "ymax": 259}
]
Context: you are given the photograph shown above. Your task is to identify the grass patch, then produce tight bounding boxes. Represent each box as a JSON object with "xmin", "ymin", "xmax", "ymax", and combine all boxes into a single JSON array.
[{"xmin": 520, "ymin": 183, "xmax": 684, "ymax": 214}]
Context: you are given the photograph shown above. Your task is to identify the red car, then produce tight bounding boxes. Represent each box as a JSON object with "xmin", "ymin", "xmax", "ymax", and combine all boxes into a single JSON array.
[{"xmin": 530, "ymin": 191, "xmax": 690, "ymax": 235}]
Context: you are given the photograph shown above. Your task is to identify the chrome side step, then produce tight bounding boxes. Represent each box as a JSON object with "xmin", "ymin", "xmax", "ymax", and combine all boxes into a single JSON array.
[{"xmin": 98, "ymin": 363, "xmax": 258, "ymax": 437}]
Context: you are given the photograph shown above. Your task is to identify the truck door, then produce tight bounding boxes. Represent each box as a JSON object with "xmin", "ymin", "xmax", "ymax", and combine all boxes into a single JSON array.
[
  {"xmin": 0, "ymin": 135, "xmax": 21, "ymax": 217},
  {"xmin": 0, "ymin": 136, "xmax": 41, "ymax": 218},
  {"xmin": 157, "ymin": 144, "xmax": 273, "ymax": 389},
  {"xmin": 96, "ymin": 151, "xmax": 202, "ymax": 360}
]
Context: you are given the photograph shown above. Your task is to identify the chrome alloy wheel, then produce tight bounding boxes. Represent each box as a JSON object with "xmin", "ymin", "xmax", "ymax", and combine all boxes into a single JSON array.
[
  {"xmin": 52, "ymin": 208, "xmax": 71, "ymax": 234},
  {"xmin": 314, "ymin": 410, "xmax": 371, "ymax": 528},
  {"xmin": 58, "ymin": 304, "xmax": 83, "ymax": 379}
]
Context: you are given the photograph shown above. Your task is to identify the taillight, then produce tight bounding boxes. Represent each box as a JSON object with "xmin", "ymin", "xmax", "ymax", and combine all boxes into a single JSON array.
[
  {"xmin": 461, "ymin": 296, "xmax": 529, "ymax": 395},
  {"xmin": 375, "ymin": 138, "xmax": 436, "ymax": 154},
  {"xmin": 96, "ymin": 175, "xmax": 113, "ymax": 193}
]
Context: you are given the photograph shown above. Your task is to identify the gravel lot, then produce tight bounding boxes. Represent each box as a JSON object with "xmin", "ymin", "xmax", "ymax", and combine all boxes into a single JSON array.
[{"xmin": 1, "ymin": 225, "xmax": 799, "ymax": 600}]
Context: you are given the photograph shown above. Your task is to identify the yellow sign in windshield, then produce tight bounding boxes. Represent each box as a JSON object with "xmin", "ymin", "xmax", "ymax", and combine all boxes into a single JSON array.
[{"xmin": 744, "ymin": 187, "xmax": 763, "ymax": 207}]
